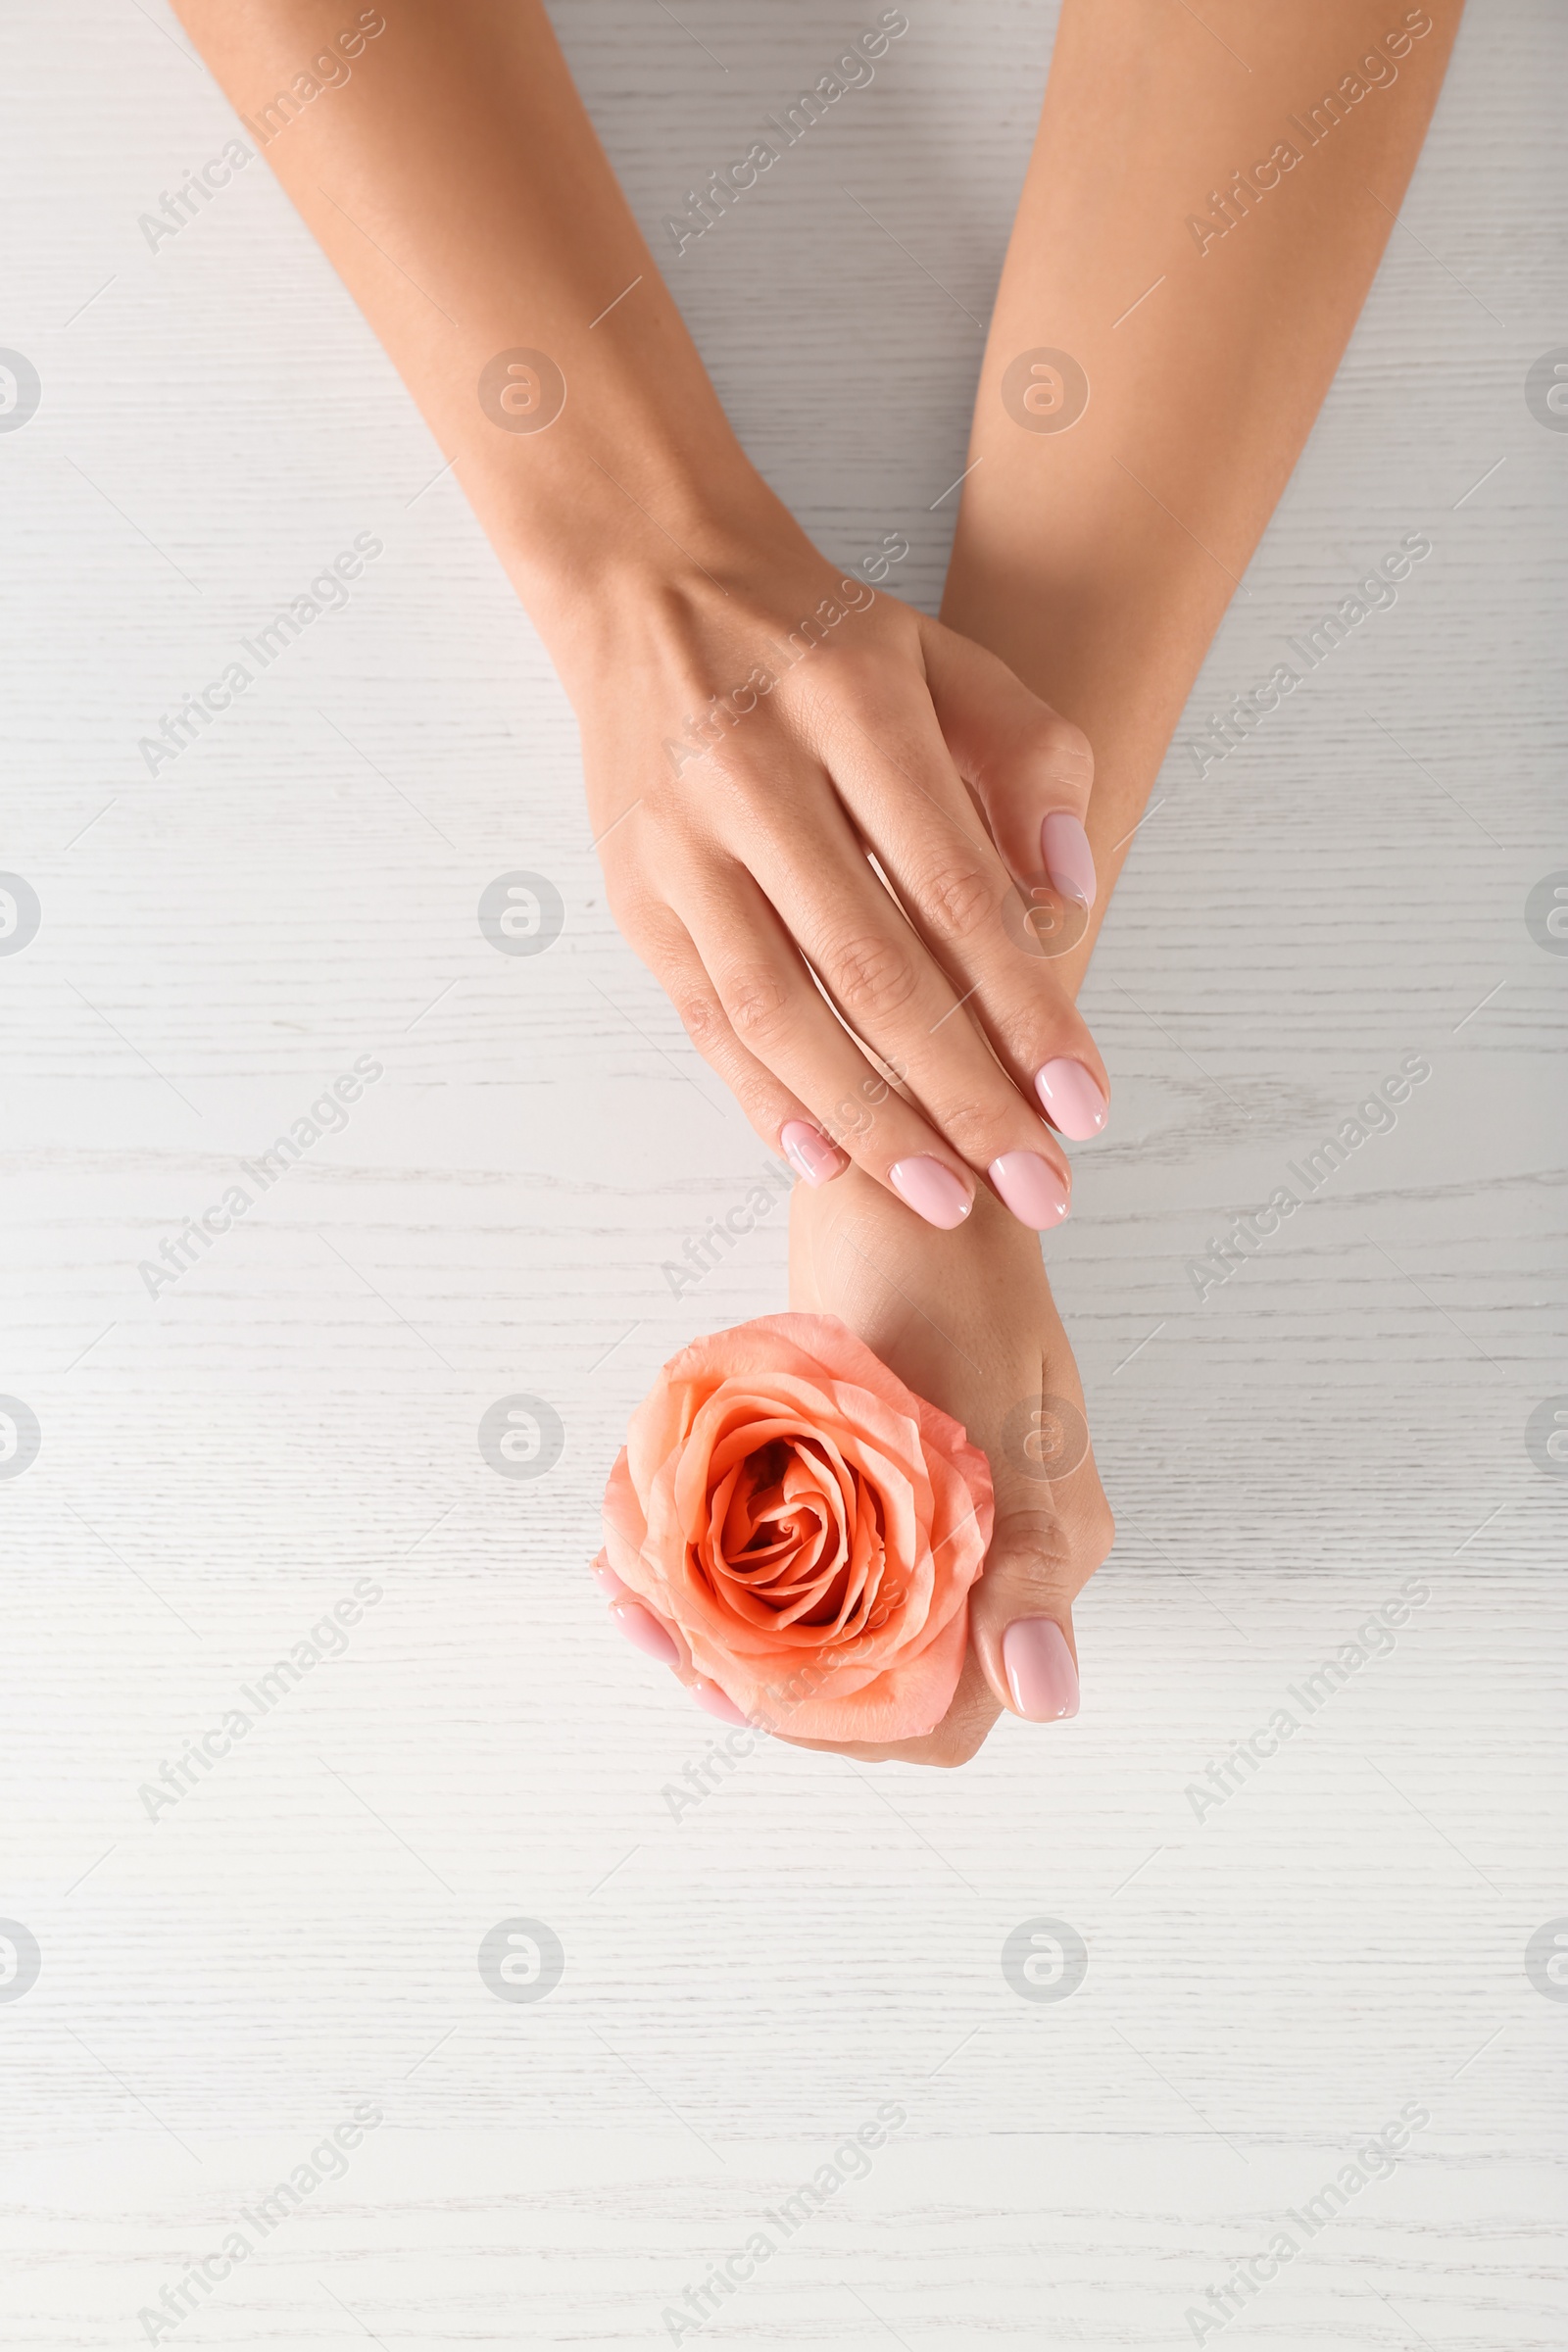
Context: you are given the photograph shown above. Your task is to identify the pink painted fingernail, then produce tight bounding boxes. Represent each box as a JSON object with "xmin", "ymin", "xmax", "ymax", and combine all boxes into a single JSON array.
[
  {"xmin": 1035, "ymin": 1058, "xmax": 1107, "ymax": 1139},
  {"xmin": 780, "ymin": 1120, "xmax": 846, "ymax": 1188},
  {"xmin": 1042, "ymin": 811, "xmax": 1096, "ymax": 909},
  {"xmin": 888, "ymin": 1156, "xmax": 973, "ymax": 1229},
  {"xmin": 692, "ymin": 1678, "xmax": 751, "ymax": 1726},
  {"xmin": 1003, "ymin": 1619, "xmax": 1080, "ymax": 1721},
  {"xmin": 590, "ymin": 1557, "xmax": 628, "ymax": 1600},
  {"xmin": 609, "ymin": 1599, "xmax": 678, "ymax": 1666},
  {"xmin": 988, "ymin": 1152, "xmax": 1070, "ymax": 1231}
]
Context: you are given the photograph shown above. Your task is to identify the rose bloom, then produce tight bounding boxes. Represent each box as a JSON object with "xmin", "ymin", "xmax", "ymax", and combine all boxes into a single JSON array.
[{"xmin": 600, "ymin": 1312, "xmax": 993, "ymax": 1743}]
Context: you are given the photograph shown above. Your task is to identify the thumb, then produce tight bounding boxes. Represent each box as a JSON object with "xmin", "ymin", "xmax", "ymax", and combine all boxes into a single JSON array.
[
  {"xmin": 920, "ymin": 616, "xmax": 1098, "ymax": 912},
  {"xmin": 966, "ymin": 1395, "xmax": 1114, "ymax": 1723}
]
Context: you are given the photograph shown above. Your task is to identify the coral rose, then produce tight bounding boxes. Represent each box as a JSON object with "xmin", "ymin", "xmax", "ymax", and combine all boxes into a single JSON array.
[{"xmin": 599, "ymin": 1312, "xmax": 993, "ymax": 1743}]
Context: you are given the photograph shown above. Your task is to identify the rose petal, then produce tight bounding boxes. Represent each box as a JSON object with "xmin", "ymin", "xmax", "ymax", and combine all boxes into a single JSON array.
[{"xmin": 601, "ymin": 1313, "xmax": 993, "ymax": 1742}]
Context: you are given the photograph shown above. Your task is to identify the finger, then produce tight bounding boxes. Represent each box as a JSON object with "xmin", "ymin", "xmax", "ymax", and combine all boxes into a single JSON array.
[
  {"xmin": 966, "ymin": 1388, "xmax": 1115, "ymax": 1724},
  {"xmin": 594, "ymin": 1550, "xmax": 750, "ymax": 1726},
  {"xmin": 674, "ymin": 867, "xmax": 996, "ymax": 1229},
  {"xmin": 617, "ymin": 902, "xmax": 851, "ymax": 1188},
  {"xmin": 592, "ymin": 1550, "xmax": 686, "ymax": 1666},
  {"xmin": 804, "ymin": 690, "xmax": 1110, "ymax": 1148},
  {"xmin": 920, "ymin": 615, "xmax": 1097, "ymax": 908}
]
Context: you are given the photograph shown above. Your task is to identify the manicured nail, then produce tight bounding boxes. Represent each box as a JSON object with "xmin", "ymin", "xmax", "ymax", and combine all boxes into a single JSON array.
[
  {"xmin": 889, "ymin": 1156, "xmax": 973, "ymax": 1229},
  {"xmin": 1035, "ymin": 1058, "xmax": 1107, "ymax": 1139},
  {"xmin": 609, "ymin": 1599, "xmax": 678, "ymax": 1666},
  {"xmin": 989, "ymin": 1152, "xmax": 1070, "ymax": 1231},
  {"xmin": 780, "ymin": 1120, "xmax": 845, "ymax": 1188},
  {"xmin": 1002, "ymin": 1618, "xmax": 1080, "ymax": 1721},
  {"xmin": 1042, "ymin": 811, "xmax": 1096, "ymax": 909},
  {"xmin": 590, "ymin": 1556, "xmax": 628, "ymax": 1600},
  {"xmin": 692, "ymin": 1678, "xmax": 751, "ymax": 1726}
]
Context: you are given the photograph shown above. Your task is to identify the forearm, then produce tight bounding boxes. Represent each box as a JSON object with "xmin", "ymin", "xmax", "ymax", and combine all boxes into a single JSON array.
[
  {"xmin": 171, "ymin": 0, "xmax": 783, "ymax": 692},
  {"xmin": 172, "ymin": 1, "xmax": 1121, "ymax": 1230},
  {"xmin": 942, "ymin": 0, "xmax": 1461, "ymax": 995}
]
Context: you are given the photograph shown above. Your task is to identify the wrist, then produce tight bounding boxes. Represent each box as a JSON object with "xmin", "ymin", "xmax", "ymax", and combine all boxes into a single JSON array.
[
  {"xmin": 493, "ymin": 456, "xmax": 819, "ymax": 707},
  {"xmin": 506, "ymin": 461, "xmax": 771, "ymax": 669}
]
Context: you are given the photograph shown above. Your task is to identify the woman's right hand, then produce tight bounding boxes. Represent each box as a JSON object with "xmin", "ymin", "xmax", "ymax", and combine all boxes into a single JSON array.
[
  {"xmin": 782, "ymin": 1161, "xmax": 1114, "ymax": 1766},
  {"xmin": 600, "ymin": 1160, "xmax": 1116, "ymax": 1765},
  {"xmin": 563, "ymin": 490, "xmax": 1110, "ymax": 1233}
]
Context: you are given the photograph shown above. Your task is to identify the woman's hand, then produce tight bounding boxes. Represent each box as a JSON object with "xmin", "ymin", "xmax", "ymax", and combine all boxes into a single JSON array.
[
  {"xmin": 599, "ymin": 1163, "xmax": 1114, "ymax": 1766},
  {"xmin": 779, "ymin": 1161, "xmax": 1113, "ymax": 1763},
  {"xmin": 167, "ymin": 2, "xmax": 1105, "ymax": 1231},
  {"xmin": 565, "ymin": 489, "xmax": 1108, "ymax": 1231}
]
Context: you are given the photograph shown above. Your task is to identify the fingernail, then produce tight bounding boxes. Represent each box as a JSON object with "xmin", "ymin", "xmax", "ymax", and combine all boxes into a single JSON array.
[
  {"xmin": 1042, "ymin": 811, "xmax": 1096, "ymax": 909},
  {"xmin": 609, "ymin": 1599, "xmax": 678, "ymax": 1666},
  {"xmin": 988, "ymin": 1152, "xmax": 1070, "ymax": 1231},
  {"xmin": 781, "ymin": 1120, "xmax": 846, "ymax": 1188},
  {"xmin": 692, "ymin": 1677, "xmax": 751, "ymax": 1726},
  {"xmin": 590, "ymin": 1557, "xmax": 628, "ymax": 1600},
  {"xmin": 1002, "ymin": 1618, "xmax": 1080, "ymax": 1721},
  {"xmin": 889, "ymin": 1156, "xmax": 973, "ymax": 1229},
  {"xmin": 1035, "ymin": 1058, "xmax": 1107, "ymax": 1139}
]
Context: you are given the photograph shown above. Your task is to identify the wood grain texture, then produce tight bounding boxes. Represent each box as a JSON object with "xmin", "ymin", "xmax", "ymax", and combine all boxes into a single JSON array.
[{"xmin": 0, "ymin": 1, "xmax": 1564, "ymax": 2346}]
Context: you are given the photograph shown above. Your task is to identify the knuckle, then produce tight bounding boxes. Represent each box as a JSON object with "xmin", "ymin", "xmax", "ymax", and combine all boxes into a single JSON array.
[
  {"xmin": 671, "ymin": 985, "xmax": 727, "ymax": 1057},
  {"xmin": 933, "ymin": 1095, "xmax": 1004, "ymax": 1161},
  {"xmin": 829, "ymin": 933, "xmax": 919, "ymax": 1023},
  {"xmin": 718, "ymin": 965, "xmax": 791, "ymax": 1044},
  {"xmin": 733, "ymin": 1071, "xmax": 789, "ymax": 1141},
  {"xmin": 924, "ymin": 1698, "xmax": 995, "ymax": 1768},
  {"xmin": 1038, "ymin": 712, "xmax": 1094, "ymax": 786},
  {"xmin": 991, "ymin": 1487, "xmax": 1112, "ymax": 1603},
  {"xmin": 699, "ymin": 747, "xmax": 766, "ymax": 814},
  {"xmin": 818, "ymin": 1094, "xmax": 868, "ymax": 1147},
  {"xmin": 635, "ymin": 773, "xmax": 692, "ymax": 833},
  {"xmin": 1082, "ymin": 1494, "xmax": 1115, "ymax": 1569},
  {"xmin": 918, "ymin": 861, "xmax": 1001, "ymax": 946},
  {"xmin": 793, "ymin": 641, "xmax": 884, "ymax": 712},
  {"xmin": 986, "ymin": 1516, "xmax": 1077, "ymax": 1599}
]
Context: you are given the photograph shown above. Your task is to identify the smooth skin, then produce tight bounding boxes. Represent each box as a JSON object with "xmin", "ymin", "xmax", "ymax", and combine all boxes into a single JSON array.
[
  {"xmin": 784, "ymin": 0, "xmax": 1465, "ymax": 1766},
  {"xmin": 172, "ymin": 0, "xmax": 1463, "ymax": 1763},
  {"xmin": 172, "ymin": 0, "xmax": 1106, "ymax": 1233},
  {"xmin": 599, "ymin": 1167, "xmax": 1106, "ymax": 1762},
  {"xmin": 945, "ymin": 0, "xmax": 1464, "ymax": 994},
  {"xmin": 783, "ymin": 1165, "xmax": 1110, "ymax": 1766}
]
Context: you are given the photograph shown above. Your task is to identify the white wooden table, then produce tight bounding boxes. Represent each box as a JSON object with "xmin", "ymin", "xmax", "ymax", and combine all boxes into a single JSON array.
[{"xmin": 2, "ymin": 3, "xmax": 1564, "ymax": 2345}]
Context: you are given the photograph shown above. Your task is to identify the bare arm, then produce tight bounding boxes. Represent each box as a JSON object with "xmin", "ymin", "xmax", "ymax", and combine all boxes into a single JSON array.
[
  {"xmin": 942, "ymin": 0, "xmax": 1463, "ymax": 993},
  {"xmin": 172, "ymin": 0, "xmax": 1110, "ymax": 1235},
  {"xmin": 769, "ymin": 1, "xmax": 1466, "ymax": 1768},
  {"xmin": 173, "ymin": 1, "xmax": 745, "ymax": 651}
]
